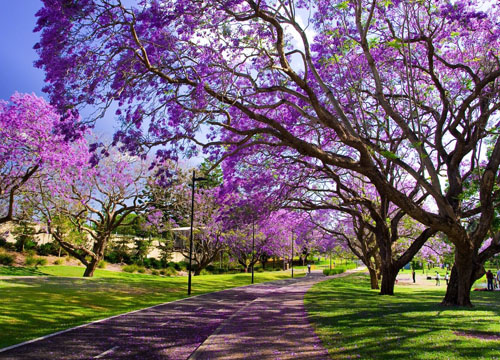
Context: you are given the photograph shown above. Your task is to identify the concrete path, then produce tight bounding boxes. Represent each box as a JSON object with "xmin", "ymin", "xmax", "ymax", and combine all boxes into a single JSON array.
[{"xmin": 0, "ymin": 272, "xmax": 333, "ymax": 360}]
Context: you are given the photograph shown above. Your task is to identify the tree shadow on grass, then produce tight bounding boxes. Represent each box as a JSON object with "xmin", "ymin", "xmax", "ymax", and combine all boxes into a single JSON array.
[
  {"xmin": 0, "ymin": 266, "xmax": 50, "ymax": 276},
  {"xmin": 305, "ymin": 274, "xmax": 500, "ymax": 360}
]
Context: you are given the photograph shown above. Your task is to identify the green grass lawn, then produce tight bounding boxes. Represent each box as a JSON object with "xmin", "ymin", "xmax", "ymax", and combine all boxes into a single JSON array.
[
  {"xmin": 305, "ymin": 272, "xmax": 500, "ymax": 360},
  {"xmin": 0, "ymin": 266, "xmax": 302, "ymax": 349}
]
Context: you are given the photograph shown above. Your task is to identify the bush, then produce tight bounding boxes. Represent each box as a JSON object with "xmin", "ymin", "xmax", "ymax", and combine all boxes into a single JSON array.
[
  {"xmin": 38, "ymin": 242, "xmax": 59, "ymax": 256},
  {"xmin": 15, "ymin": 238, "xmax": 37, "ymax": 253},
  {"xmin": 0, "ymin": 252, "xmax": 15, "ymax": 266},
  {"xmin": 137, "ymin": 266, "xmax": 146, "ymax": 274},
  {"xmin": 25, "ymin": 256, "xmax": 47, "ymax": 267},
  {"xmin": 323, "ymin": 268, "xmax": 346, "ymax": 276},
  {"xmin": 143, "ymin": 258, "xmax": 162, "ymax": 269},
  {"xmin": 199, "ymin": 268, "xmax": 211, "ymax": 275},
  {"xmin": 98, "ymin": 260, "xmax": 107, "ymax": 269},
  {"xmin": 53, "ymin": 258, "xmax": 63, "ymax": 265},
  {"xmin": 105, "ymin": 250, "xmax": 132, "ymax": 264},
  {"xmin": 0, "ymin": 238, "xmax": 7, "ymax": 247},
  {"xmin": 164, "ymin": 267, "xmax": 177, "ymax": 276},
  {"xmin": 151, "ymin": 270, "xmax": 159, "ymax": 276},
  {"xmin": 122, "ymin": 264, "xmax": 138, "ymax": 273}
]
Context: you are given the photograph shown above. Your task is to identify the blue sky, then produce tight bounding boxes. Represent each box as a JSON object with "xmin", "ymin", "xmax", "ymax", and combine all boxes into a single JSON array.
[
  {"xmin": 0, "ymin": 0, "xmax": 115, "ymax": 137},
  {"xmin": 0, "ymin": 1, "xmax": 45, "ymax": 99}
]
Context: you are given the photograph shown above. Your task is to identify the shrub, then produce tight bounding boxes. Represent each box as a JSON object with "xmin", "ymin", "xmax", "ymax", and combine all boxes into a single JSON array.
[
  {"xmin": 164, "ymin": 267, "xmax": 177, "ymax": 276},
  {"xmin": 122, "ymin": 264, "xmax": 138, "ymax": 273},
  {"xmin": 25, "ymin": 256, "xmax": 47, "ymax": 267},
  {"xmin": 38, "ymin": 242, "xmax": 59, "ymax": 256},
  {"xmin": 0, "ymin": 252, "xmax": 15, "ymax": 266},
  {"xmin": 151, "ymin": 270, "xmax": 159, "ymax": 276},
  {"xmin": 15, "ymin": 238, "xmax": 37, "ymax": 253},
  {"xmin": 143, "ymin": 258, "xmax": 162, "ymax": 269},
  {"xmin": 0, "ymin": 238, "xmax": 7, "ymax": 247},
  {"xmin": 53, "ymin": 259, "xmax": 63, "ymax": 265},
  {"xmin": 323, "ymin": 268, "xmax": 346, "ymax": 276},
  {"xmin": 137, "ymin": 266, "xmax": 146, "ymax": 274},
  {"xmin": 98, "ymin": 260, "xmax": 107, "ymax": 269},
  {"xmin": 105, "ymin": 250, "xmax": 132, "ymax": 264},
  {"xmin": 199, "ymin": 268, "xmax": 211, "ymax": 275}
]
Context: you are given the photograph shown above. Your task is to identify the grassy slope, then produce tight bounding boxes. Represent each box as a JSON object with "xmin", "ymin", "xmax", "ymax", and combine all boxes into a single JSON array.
[
  {"xmin": 305, "ymin": 273, "xmax": 500, "ymax": 360},
  {"xmin": 0, "ymin": 266, "xmax": 301, "ymax": 349}
]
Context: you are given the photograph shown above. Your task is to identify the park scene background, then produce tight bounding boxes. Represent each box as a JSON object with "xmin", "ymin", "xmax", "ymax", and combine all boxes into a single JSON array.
[{"xmin": 1, "ymin": 0, "xmax": 500, "ymax": 359}]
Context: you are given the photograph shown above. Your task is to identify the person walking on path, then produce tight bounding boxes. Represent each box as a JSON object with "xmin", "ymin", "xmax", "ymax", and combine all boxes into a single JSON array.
[
  {"xmin": 307, "ymin": 263, "xmax": 311, "ymax": 274},
  {"xmin": 496, "ymin": 268, "xmax": 500, "ymax": 289},
  {"xmin": 445, "ymin": 271, "xmax": 449, "ymax": 286},
  {"xmin": 486, "ymin": 270, "xmax": 494, "ymax": 291},
  {"xmin": 412, "ymin": 269, "xmax": 416, "ymax": 283},
  {"xmin": 435, "ymin": 272, "xmax": 440, "ymax": 286}
]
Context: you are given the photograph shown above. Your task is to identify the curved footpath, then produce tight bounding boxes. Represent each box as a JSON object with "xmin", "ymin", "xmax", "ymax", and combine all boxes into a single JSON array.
[{"xmin": 0, "ymin": 271, "xmax": 343, "ymax": 360}]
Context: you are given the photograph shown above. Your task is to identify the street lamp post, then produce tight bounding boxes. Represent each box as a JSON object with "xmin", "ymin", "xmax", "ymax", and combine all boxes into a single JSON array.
[
  {"xmin": 188, "ymin": 170, "xmax": 207, "ymax": 296},
  {"xmin": 291, "ymin": 231, "xmax": 294, "ymax": 278},
  {"xmin": 251, "ymin": 219, "xmax": 255, "ymax": 284}
]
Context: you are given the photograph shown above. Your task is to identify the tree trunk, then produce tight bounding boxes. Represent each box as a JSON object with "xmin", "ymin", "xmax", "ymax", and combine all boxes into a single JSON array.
[
  {"xmin": 83, "ymin": 258, "xmax": 99, "ymax": 277},
  {"xmin": 441, "ymin": 249, "xmax": 483, "ymax": 307},
  {"xmin": 368, "ymin": 266, "xmax": 379, "ymax": 290},
  {"xmin": 380, "ymin": 265, "xmax": 398, "ymax": 295}
]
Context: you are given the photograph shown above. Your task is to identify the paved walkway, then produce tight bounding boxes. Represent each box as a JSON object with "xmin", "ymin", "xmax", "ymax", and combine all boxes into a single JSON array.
[{"xmin": 0, "ymin": 272, "xmax": 334, "ymax": 360}]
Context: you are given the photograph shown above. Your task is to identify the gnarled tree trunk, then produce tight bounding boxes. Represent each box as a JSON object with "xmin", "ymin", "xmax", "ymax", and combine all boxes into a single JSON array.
[
  {"xmin": 83, "ymin": 258, "xmax": 99, "ymax": 277},
  {"xmin": 442, "ymin": 249, "xmax": 484, "ymax": 307},
  {"xmin": 380, "ymin": 264, "xmax": 398, "ymax": 295},
  {"xmin": 368, "ymin": 266, "xmax": 379, "ymax": 290}
]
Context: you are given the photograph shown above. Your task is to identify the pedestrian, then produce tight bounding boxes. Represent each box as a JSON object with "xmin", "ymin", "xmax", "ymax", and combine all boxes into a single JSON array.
[
  {"xmin": 307, "ymin": 263, "xmax": 311, "ymax": 274},
  {"xmin": 445, "ymin": 271, "xmax": 449, "ymax": 286},
  {"xmin": 496, "ymin": 268, "xmax": 500, "ymax": 289},
  {"xmin": 412, "ymin": 269, "xmax": 416, "ymax": 283},
  {"xmin": 486, "ymin": 270, "xmax": 494, "ymax": 291},
  {"xmin": 435, "ymin": 272, "xmax": 440, "ymax": 286}
]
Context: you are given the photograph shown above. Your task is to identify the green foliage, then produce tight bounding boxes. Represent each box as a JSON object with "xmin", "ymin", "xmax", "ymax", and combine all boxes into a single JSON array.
[
  {"xmin": 13, "ymin": 222, "xmax": 37, "ymax": 252},
  {"xmin": 114, "ymin": 213, "xmax": 151, "ymax": 237},
  {"xmin": 133, "ymin": 238, "xmax": 152, "ymax": 264},
  {"xmin": 53, "ymin": 259, "xmax": 63, "ymax": 265},
  {"xmin": 122, "ymin": 264, "xmax": 138, "ymax": 273},
  {"xmin": 122, "ymin": 264, "xmax": 146, "ymax": 273},
  {"xmin": 323, "ymin": 268, "xmax": 346, "ymax": 275},
  {"xmin": 142, "ymin": 257, "xmax": 162, "ymax": 269},
  {"xmin": 25, "ymin": 256, "xmax": 47, "ymax": 267},
  {"xmin": 199, "ymin": 159, "xmax": 223, "ymax": 188},
  {"xmin": 105, "ymin": 240, "xmax": 132, "ymax": 264},
  {"xmin": 0, "ymin": 252, "xmax": 15, "ymax": 266},
  {"xmin": 380, "ymin": 149, "xmax": 400, "ymax": 160},
  {"xmin": 38, "ymin": 242, "xmax": 60, "ymax": 256},
  {"xmin": 97, "ymin": 260, "xmax": 107, "ymax": 269}
]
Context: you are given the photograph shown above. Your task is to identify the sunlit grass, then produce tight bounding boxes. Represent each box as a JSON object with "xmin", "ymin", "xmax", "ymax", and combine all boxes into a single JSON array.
[
  {"xmin": 305, "ymin": 273, "xmax": 500, "ymax": 360},
  {"xmin": 0, "ymin": 266, "xmax": 302, "ymax": 349}
]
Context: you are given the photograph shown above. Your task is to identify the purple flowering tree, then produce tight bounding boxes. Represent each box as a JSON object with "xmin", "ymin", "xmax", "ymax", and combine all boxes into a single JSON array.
[
  {"xmin": 0, "ymin": 93, "xmax": 79, "ymax": 224},
  {"xmin": 29, "ymin": 145, "xmax": 155, "ymax": 277},
  {"xmin": 34, "ymin": 0, "xmax": 500, "ymax": 305}
]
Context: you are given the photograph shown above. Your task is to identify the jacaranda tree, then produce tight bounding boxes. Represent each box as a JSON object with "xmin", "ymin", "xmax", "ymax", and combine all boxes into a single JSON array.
[
  {"xmin": 0, "ymin": 93, "xmax": 79, "ymax": 224},
  {"xmin": 35, "ymin": 0, "xmax": 500, "ymax": 305},
  {"xmin": 29, "ymin": 144, "xmax": 155, "ymax": 277}
]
